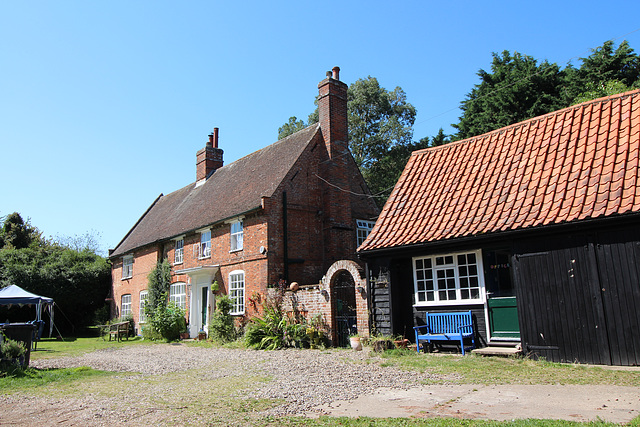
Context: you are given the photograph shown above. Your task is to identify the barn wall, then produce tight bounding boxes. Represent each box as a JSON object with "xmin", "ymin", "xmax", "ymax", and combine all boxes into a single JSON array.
[
  {"xmin": 363, "ymin": 216, "xmax": 640, "ymax": 365},
  {"xmin": 513, "ymin": 224, "xmax": 640, "ymax": 366}
]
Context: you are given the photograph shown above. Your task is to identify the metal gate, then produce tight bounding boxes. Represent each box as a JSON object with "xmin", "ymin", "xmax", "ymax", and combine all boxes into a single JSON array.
[{"xmin": 332, "ymin": 270, "xmax": 357, "ymax": 347}]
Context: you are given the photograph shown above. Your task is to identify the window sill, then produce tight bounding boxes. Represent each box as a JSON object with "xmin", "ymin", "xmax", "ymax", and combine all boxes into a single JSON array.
[
  {"xmin": 121, "ymin": 277, "xmax": 132, "ymax": 280},
  {"xmin": 229, "ymin": 248, "xmax": 243, "ymax": 254},
  {"xmin": 413, "ymin": 300, "xmax": 483, "ymax": 307},
  {"xmin": 174, "ymin": 261, "xmax": 183, "ymax": 266},
  {"xmin": 198, "ymin": 256, "xmax": 211, "ymax": 260}
]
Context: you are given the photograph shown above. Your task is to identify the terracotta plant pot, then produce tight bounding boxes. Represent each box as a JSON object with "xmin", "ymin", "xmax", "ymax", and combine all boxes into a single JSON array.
[{"xmin": 349, "ymin": 336, "xmax": 362, "ymax": 351}]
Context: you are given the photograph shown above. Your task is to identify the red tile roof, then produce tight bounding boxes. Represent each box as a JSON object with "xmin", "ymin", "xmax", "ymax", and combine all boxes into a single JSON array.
[
  {"xmin": 359, "ymin": 90, "xmax": 640, "ymax": 252},
  {"xmin": 110, "ymin": 124, "xmax": 320, "ymax": 258}
]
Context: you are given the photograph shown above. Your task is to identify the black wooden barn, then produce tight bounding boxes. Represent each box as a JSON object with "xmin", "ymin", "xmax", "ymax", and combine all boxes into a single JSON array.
[{"xmin": 358, "ymin": 90, "xmax": 640, "ymax": 366}]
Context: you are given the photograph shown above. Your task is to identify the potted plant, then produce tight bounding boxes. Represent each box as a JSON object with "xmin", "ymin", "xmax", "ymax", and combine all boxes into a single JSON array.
[
  {"xmin": 210, "ymin": 281, "xmax": 220, "ymax": 294},
  {"xmin": 349, "ymin": 334, "xmax": 362, "ymax": 351}
]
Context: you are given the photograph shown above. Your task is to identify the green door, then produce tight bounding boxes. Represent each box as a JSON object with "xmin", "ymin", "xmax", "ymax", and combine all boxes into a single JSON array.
[{"xmin": 488, "ymin": 296, "xmax": 520, "ymax": 339}]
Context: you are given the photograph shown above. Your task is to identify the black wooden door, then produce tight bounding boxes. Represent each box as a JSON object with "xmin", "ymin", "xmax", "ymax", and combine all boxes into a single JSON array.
[
  {"xmin": 514, "ymin": 229, "xmax": 640, "ymax": 366},
  {"xmin": 513, "ymin": 235, "xmax": 612, "ymax": 365},
  {"xmin": 594, "ymin": 230, "xmax": 640, "ymax": 366},
  {"xmin": 332, "ymin": 271, "xmax": 357, "ymax": 347}
]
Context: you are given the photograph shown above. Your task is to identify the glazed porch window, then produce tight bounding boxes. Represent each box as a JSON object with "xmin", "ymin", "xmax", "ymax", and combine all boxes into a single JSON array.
[{"xmin": 413, "ymin": 250, "xmax": 484, "ymax": 306}]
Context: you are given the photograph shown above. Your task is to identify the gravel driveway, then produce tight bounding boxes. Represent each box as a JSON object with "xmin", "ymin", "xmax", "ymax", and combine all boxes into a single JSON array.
[
  {"xmin": 1, "ymin": 343, "xmax": 431, "ymax": 425},
  {"xmin": 2, "ymin": 343, "xmax": 639, "ymax": 425}
]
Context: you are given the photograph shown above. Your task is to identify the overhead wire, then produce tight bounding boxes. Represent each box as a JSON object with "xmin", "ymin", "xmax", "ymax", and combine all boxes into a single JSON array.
[{"xmin": 314, "ymin": 28, "xmax": 640, "ymax": 199}]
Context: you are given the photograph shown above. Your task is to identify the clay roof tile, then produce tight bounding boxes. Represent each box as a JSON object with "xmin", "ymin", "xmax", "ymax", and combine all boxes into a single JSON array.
[{"xmin": 359, "ymin": 90, "xmax": 640, "ymax": 252}]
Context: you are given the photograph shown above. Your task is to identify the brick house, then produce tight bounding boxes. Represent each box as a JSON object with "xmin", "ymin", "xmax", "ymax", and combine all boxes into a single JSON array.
[
  {"xmin": 109, "ymin": 68, "xmax": 379, "ymax": 340},
  {"xmin": 358, "ymin": 90, "xmax": 640, "ymax": 365}
]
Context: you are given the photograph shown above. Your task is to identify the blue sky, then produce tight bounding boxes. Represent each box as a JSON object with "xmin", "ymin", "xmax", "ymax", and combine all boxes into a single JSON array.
[{"xmin": 2, "ymin": 1, "xmax": 639, "ymax": 254}]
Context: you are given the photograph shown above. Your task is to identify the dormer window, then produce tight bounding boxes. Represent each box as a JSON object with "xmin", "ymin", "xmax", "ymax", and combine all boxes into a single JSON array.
[{"xmin": 230, "ymin": 220, "xmax": 243, "ymax": 252}]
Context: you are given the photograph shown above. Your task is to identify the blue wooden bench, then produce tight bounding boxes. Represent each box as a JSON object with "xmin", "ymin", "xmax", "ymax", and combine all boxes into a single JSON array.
[{"xmin": 413, "ymin": 311, "xmax": 475, "ymax": 355}]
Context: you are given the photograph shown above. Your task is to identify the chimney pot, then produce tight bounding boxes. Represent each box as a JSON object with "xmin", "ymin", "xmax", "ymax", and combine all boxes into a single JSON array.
[
  {"xmin": 197, "ymin": 127, "xmax": 223, "ymax": 181},
  {"xmin": 332, "ymin": 66, "xmax": 340, "ymax": 81}
]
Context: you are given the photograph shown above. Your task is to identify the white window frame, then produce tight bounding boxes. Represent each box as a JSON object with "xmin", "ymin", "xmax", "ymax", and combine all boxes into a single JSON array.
[
  {"xmin": 229, "ymin": 270, "xmax": 245, "ymax": 315},
  {"xmin": 174, "ymin": 238, "xmax": 184, "ymax": 264},
  {"xmin": 412, "ymin": 249, "xmax": 485, "ymax": 307},
  {"xmin": 356, "ymin": 220, "xmax": 375, "ymax": 247},
  {"xmin": 139, "ymin": 290, "xmax": 148, "ymax": 323},
  {"xmin": 197, "ymin": 229, "xmax": 211, "ymax": 259},
  {"xmin": 230, "ymin": 220, "xmax": 243, "ymax": 252},
  {"xmin": 122, "ymin": 255, "xmax": 133, "ymax": 279},
  {"xmin": 121, "ymin": 294, "xmax": 132, "ymax": 318},
  {"xmin": 169, "ymin": 282, "xmax": 187, "ymax": 310}
]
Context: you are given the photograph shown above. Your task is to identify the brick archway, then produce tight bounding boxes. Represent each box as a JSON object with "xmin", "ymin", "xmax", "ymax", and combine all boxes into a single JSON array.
[{"xmin": 323, "ymin": 260, "xmax": 369, "ymax": 343}]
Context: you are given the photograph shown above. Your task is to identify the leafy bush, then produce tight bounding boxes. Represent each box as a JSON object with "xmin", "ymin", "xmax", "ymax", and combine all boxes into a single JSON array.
[
  {"xmin": 245, "ymin": 292, "xmax": 327, "ymax": 350},
  {"xmin": 0, "ymin": 335, "xmax": 27, "ymax": 373},
  {"xmin": 143, "ymin": 259, "xmax": 186, "ymax": 341},
  {"xmin": 209, "ymin": 294, "xmax": 237, "ymax": 343},
  {"xmin": 141, "ymin": 324, "xmax": 162, "ymax": 341},
  {"xmin": 149, "ymin": 299, "xmax": 187, "ymax": 342},
  {"xmin": 0, "ymin": 337, "xmax": 26, "ymax": 360}
]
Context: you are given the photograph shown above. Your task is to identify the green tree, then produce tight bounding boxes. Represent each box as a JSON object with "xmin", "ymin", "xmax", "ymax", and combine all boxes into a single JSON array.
[
  {"xmin": 572, "ymin": 80, "xmax": 637, "ymax": 105},
  {"xmin": 53, "ymin": 230, "xmax": 104, "ymax": 256},
  {"xmin": 0, "ymin": 213, "xmax": 42, "ymax": 250},
  {"xmin": 278, "ymin": 116, "xmax": 308, "ymax": 140},
  {"xmin": 564, "ymin": 40, "xmax": 640, "ymax": 103},
  {"xmin": 0, "ymin": 244, "xmax": 111, "ymax": 333},
  {"xmin": 348, "ymin": 77, "xmax": 416, "ymax": 171},
  {"xmin": 146, "ymin": 259, "xmax": 172, "ymax": 314},
  {"xmin": 453, "ymin": 50, "xmax": 565, "ymax": 140},
  {"xmin": 278, "ymin": 76, "xmax": 416, "ymax": 204}
]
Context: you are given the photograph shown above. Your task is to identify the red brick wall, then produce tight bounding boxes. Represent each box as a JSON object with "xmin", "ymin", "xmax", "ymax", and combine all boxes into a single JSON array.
[
  {"xmin": 111, "ymin": 245, "xmax": 160, "ymax": 329},
  {"xmin": 273, "ymin": 260, "xmax": 370, "ymax": 344}
]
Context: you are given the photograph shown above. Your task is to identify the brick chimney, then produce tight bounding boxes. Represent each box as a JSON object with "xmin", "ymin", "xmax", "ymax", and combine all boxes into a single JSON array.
[
  {"xmin": 318, "ymin": 66, "xmax": 348, "ymax": 160},
  {"xmin": 317, "ymin": 67, "xmax": 353, "ymax": 259},
  {"xmin": 196, "ymin": 127, "xmax": 224, "ymax": 181}
]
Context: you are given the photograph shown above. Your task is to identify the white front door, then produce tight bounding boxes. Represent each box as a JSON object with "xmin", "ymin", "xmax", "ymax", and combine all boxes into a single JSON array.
[{"xmin": 190, "ymin": 277, "xmax": 213, "ymax": 338}]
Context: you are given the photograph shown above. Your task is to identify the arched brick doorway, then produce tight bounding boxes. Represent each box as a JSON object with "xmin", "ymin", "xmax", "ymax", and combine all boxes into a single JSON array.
[{"xmin": 323, "ymin": 260, "xmax": 369, "ymax": 346}]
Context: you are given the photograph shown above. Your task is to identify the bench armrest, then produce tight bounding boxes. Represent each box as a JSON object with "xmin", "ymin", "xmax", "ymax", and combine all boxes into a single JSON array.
[
  {"xmin": 413, "ymin": 325, "xmax": 430, "ymax": 331},
  {"xmin": 456, "ymin": 323, "xmax": 473, "ymax": 333}
]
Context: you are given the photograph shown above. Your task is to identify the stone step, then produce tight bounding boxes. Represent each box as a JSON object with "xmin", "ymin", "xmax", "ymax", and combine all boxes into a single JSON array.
[{"xmin": 473, "ymin": 345, "xmax": 522, "ymax": 356}]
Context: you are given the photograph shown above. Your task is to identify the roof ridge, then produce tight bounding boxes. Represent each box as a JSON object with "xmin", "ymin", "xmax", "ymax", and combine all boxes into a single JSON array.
[
  {"xmin": 170, "ymin": 123, "xmax": 322, "ymax": 192},
  {"xmin": 413, "ymin": 89, "xmax": 640, "ymax": 156}
]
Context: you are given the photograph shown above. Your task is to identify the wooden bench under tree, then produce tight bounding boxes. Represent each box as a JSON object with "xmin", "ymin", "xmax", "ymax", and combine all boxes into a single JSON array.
[{"xmin": 414, "ymin": 311, "xmax": 475, "ymax": 355}]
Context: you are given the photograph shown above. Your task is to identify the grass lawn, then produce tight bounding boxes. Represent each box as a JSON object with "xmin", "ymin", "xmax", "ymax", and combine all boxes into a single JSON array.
[
  {"xmin": 2, "ymin": 340, "xmax": 639, "ymax": 426},
  {"xmin": 29, "ymin": 335, "xmax": 151, "ymax": 360},
  {"xmin": 376, "ymin": 349, "xmax": 640, "ymax": 387}
]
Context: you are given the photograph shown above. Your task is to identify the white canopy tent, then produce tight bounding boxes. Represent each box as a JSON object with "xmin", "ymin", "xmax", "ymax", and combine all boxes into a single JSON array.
[{"xmin": 0, "ymin": 285, "xmax": 54, "ymax": 337}]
